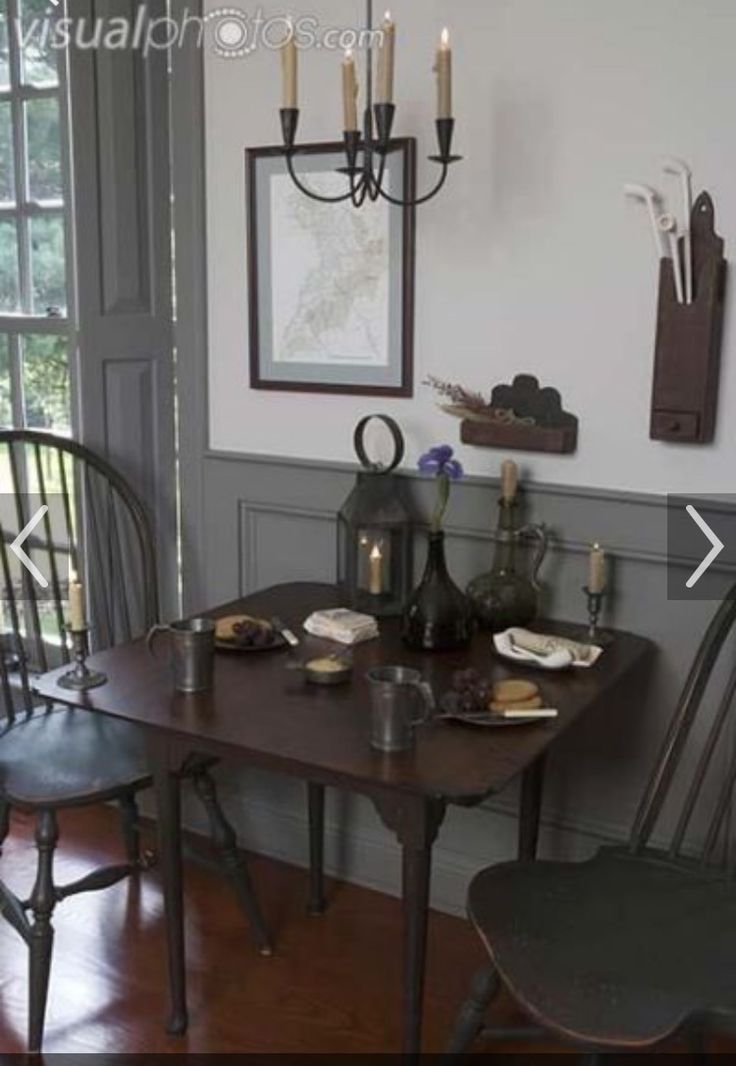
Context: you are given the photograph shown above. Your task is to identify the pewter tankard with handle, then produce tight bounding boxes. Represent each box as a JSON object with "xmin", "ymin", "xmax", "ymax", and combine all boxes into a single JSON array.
[
  {"xmin": 147, "ymin": 618, "xmax": 216, "ymax": 693},
  {"xmin": 366, "ymin": 666, "xmax": 435, "ymax": 753}
]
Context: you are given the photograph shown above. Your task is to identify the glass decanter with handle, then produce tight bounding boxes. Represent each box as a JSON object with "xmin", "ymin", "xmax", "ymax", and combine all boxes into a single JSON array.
[{"xmin": 466, "ymin": 467, "xmax": 548, "ymax": 632}]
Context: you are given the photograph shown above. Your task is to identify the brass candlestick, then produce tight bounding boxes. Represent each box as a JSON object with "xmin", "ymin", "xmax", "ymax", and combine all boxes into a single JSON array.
[{"xmin": 58, "ymin": 625, "xmax": 107, "ymax": 691}]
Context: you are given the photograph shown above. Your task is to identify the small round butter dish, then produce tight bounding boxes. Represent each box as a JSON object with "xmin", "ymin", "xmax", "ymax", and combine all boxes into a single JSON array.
[{"xmin": 304, "ymin": 656, "xmax": 353, "ymax": 686}]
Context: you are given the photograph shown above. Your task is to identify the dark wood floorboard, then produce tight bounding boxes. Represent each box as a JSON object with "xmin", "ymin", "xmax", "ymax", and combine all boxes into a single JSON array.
[{"xmin": 0, "ymin": 803, "xmax": 732, "ymax": 1055}]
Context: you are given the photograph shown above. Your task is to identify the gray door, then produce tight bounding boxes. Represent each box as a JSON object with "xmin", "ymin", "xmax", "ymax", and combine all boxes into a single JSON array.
[{"xmin": 66, "ymin": 0, "xmax": 178, "ymax": 618}]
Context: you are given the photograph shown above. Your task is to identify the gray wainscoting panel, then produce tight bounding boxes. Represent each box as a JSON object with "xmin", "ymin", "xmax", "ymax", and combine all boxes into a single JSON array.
[
  {"xmin": 238, "ymin": 502, "xmax": 336, "ymax": 594},
  {"xmin": 188, "ymin": 451, "xmax": 731, "ymax": 914}
]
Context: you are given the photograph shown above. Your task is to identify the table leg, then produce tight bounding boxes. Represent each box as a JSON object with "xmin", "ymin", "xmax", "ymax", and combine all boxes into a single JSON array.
[
  {"xmin": 518, "ymin": 753, "xmax": 547, "ymax": 861},
  {"xmin": 150, "ymin": 738, "xmax": 188, "ymax": 1035},
  {"xmin": 402, "ymin": 832, "xmax": 432, "ymax": 1055},
  {"xmin": 307, "ymin": 782, "xmax": 326, "ymax": 915},
  {"xmin": 373, "ymin": 793, "xmax": 446, "ymax": 1055}
]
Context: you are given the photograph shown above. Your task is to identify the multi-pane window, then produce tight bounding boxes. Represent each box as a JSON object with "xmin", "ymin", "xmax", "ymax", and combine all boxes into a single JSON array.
[{"xmin": 0, "ymin": 0, "xmax": 71, "ymax": 436}]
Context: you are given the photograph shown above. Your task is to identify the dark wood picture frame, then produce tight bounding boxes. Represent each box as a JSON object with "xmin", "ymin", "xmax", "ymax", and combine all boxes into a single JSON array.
[{"xmin": 246, "ymin": 139, "xmax": 416, "ymax": 397}]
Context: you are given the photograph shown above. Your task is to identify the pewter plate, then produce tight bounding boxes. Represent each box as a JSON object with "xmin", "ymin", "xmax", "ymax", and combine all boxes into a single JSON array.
[{"xmin": 437, "ymin": 692, "xmax": 551, "ymax": 728}]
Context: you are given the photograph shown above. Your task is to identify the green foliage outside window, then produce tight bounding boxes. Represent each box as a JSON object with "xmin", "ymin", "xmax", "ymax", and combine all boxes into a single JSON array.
[{"xmin": 23, "ymin": 333, "xmax": 69, "ymax": 432}]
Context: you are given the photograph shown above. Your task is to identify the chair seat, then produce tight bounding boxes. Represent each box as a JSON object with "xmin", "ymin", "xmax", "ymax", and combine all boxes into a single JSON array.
[
  {"xmin": 0, "ymin": 707, "xmax": 150, "ymax": 808},
  {"xmin": 469, "ymin": 848, "xmax": 736, "ymax": 1048}
]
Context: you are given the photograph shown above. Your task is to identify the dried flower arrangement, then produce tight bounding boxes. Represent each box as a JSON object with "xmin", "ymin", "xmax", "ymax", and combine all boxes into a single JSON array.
[
  {"xmin": 424, "ymin": 373, "xmax": 579, "ymax": 454},
  {"xmin": 424, "ymin": 375, "xmax": 535, "ymax": 426}
]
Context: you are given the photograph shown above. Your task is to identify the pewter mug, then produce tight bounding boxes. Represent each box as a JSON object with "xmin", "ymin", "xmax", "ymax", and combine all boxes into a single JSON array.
[
  {"xmin": 147, "ymin": 618, "xmax": 216, "ymax": 693},
  {"xmin": 366, "ymin": 665, "xmax": 435, "ymax": 753}
]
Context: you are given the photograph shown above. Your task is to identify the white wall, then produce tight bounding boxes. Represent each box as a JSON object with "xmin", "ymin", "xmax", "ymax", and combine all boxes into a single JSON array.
[{"xmin": 205, "ymin": 0, "xmax": 736, "ymax": 494}]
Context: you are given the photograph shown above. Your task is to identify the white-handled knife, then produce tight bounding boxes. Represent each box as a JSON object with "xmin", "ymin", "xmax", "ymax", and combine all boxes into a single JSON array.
[{"xmin": 271, "ymin": 617, "xmax": 299, "ymax": 647}]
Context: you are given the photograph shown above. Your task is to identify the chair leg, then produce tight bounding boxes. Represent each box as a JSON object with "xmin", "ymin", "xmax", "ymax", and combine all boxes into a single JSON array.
[
  {"xmin": 192, "ymin": 768, "xmax": 272, "ymax": 956},
  {"xmin": 0, "ymin": 799, "xmax": 10, "ymax": 856},
  {"xmin": 28, "ymin": 810, "xmax": 58, "ymax": 1053},
  {"xmin": 446, "ymin": 964, "xmax": 500, "ymax": 1056},
  {"xmin": 118, "ymin": 793, "xmax": 141, "ymax": 865}
]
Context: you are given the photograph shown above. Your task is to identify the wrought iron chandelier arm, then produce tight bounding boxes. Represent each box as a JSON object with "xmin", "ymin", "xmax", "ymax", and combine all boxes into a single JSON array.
[
  {"xmin": 351, "ymin": 177, "xmax": 371, "ymax": 207},
  {"xmin": 364, "ymin": 151, "xmax": 388, "ymax": 202},
  {"xmin": 375, "ymin": 162, "xmax": 450, "ymax": 208},
  {"xmin": 284, "ymin": 153, "xmax": 356, "ymax": 204}
]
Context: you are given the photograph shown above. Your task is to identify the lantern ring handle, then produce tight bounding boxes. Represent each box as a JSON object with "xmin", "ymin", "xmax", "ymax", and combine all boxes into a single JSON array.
[{"xmin": 353, "ymin": 415, "xmax": 405, "ymax": 474}]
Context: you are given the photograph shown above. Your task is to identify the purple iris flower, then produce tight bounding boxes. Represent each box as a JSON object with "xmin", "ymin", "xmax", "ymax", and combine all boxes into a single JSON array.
[{"xmin": 418, "ymin": 444, "xmax": 464, "ymax": 481}]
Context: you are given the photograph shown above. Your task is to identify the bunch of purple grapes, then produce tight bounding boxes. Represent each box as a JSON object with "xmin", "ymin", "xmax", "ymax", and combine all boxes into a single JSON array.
[
  {"xmin": 232, "ymin": 619, "xmax": 276, "ymax": 649},
  {"xmin": 451, "ymin": 668, "xmax": 491, "ymax": 714}
]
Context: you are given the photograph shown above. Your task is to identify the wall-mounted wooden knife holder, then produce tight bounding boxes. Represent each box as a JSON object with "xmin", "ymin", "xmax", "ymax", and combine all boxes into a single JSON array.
[{"xmin": 650, "ymin": 191, "xmax": 727, "ymax": 443}]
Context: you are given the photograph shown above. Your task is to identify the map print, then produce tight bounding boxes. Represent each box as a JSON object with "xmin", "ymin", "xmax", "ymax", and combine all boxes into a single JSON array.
[{"xmin": 270, "ymin": 170, "xmax": 390, "ymax": 366}]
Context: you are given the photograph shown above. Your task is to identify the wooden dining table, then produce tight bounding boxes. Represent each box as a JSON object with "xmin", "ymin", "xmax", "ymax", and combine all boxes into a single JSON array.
[{"xmin": 33, "ymin": 582, "xmax": 653, "ymax": 1054}]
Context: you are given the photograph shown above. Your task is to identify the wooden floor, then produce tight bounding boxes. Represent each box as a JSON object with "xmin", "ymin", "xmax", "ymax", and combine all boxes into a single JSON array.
[{"xmin": 0, "ymin": 804, "xmax": 728, "ymax": 1056}]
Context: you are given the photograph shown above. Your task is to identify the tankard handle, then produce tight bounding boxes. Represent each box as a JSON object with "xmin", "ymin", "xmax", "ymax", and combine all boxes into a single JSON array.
[
  {"xmin": 519, "ymin": 522, "xmax": 548, "ymax": 590},
  {"xmin": 146, "ymin": 624, "xmax": 171, "ymax": 661},
  {"xmin": 410, "ymin": 679, "xmax": 436, "ymax": 724}
]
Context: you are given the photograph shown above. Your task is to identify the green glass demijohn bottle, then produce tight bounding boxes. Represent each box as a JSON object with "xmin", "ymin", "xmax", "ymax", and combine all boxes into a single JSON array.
[{"xmin": 466, "ymin": 460, "xmax": 548, "ymax": 632}]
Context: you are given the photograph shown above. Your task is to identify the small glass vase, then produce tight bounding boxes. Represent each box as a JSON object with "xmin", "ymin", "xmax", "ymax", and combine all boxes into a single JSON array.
[{"xmin": 401, "ymin": 530, "xmax": 474, "ymax": 651}]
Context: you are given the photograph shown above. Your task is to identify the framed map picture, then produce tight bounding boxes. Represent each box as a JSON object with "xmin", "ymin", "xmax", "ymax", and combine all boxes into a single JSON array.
[{"xmin": 246, "ymin": 140, "xmax": 416, "ymax": 396}]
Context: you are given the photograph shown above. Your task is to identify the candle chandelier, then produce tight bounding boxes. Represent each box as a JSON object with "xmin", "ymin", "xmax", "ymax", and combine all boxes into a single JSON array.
[{"xmin": 278, "ymin": 0, "xmax": 461, "ymax": 208}]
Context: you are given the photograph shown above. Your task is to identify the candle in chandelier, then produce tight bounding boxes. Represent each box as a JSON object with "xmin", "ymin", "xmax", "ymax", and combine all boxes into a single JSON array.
[
  {"xmin": 588, "ymin": 544, "xmax": 607, "ymax": 594},
  {"xmin": 342, "ymin": 49, "xmax": 359, "ymax": 131},
  {"xmin": 368, "ymin": 543, "xmax": 383, "ymax": 595},
  {"xmin": 435, "ymin": 27, "xmax": 452, "ymax": 119},
  {"xmin": 281, "ymin": 18, "xmax": 297, "ymax": 108},
  {"xmin": 376, "ymin": 11, "xmax": 395, "ymax": 104},
  {"xmin": 68, "ymin": 566, "xmax": 86, "ymax": 631},
  {"xmin": 500, "ymin": 459, "xmax": 518, "ymax": 502}
]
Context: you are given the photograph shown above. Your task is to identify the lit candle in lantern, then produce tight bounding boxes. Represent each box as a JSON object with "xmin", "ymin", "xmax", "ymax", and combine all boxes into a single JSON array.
[
  {"xmin": 588, "ymin": 544, "xmax": 607, "ymax": 594},
  {"xmin": 376, "ymin": 11, "xmax": 395, "ymax": 104},
  {"xmin": 68, "ymin": 566, "xmax": 86, "ymax": 631},
  {"xmin": 281, "ymin": 18, "xmax": 298, "ymax": 108},
  {"xmin": 368, "ymin": 542, "xmax": 383, "ymax": 595},
  {"xmin": 342, "ymin": 49, "xmax": 359, "ymax": 130},
  {"xmin": 500, "ymin": 459, "xmax": 518, "ymax": 502},
  {"xmin": 435, "ymin": 27, "xmax": 452, "ymax": 119}
]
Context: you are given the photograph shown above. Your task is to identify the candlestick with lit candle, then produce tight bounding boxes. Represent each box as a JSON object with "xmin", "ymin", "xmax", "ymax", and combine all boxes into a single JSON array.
[
  {"xmin": 500, "ymin": 459, "xmax": 518, "ymax": 502},
  {"xmin": 342, "ymin": 49, "xmax": 358, "ymax": 130},
  {"xmin": 68, "ymin": 568, "xmax": 86, "ymax": 631},
  {"xmin": 376, "ymin": 11, "xmax": 395, "ymax": 104},
  {"xmin": 368, "ymin": 543, "xmax": 383, "ymax": 596},
  {"xmin": 435, "ymin": 27, "xmax": 452, "ymax": 119},
  {"xmin": 281, "ymin": 19, "xmax": 297, "ymax": 108},
  {"xmin": 588, "ymin": 544, "xmax": 606, "ymax": 594}
]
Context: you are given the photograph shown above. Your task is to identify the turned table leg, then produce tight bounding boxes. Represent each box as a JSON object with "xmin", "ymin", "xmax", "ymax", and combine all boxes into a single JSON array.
[
  {"xmin": 518, "ymin": 753, "xmax": 547, "ymax": 861},
  {"xmin": 307, "ymin": 782, "xmax": 326, "ymax": 915},
  {"xmin": 150, "ymin": 736, "xmax": 188, "ymax": 1036},
  {"xmin": 373, "ymin": 792, "xmax": 446, "ymax": 1056}
]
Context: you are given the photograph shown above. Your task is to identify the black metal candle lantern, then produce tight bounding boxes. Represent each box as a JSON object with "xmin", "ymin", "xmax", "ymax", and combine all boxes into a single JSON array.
[{"xmin": 338, "ymin": 415, "xmax": 412, "ymax": 617}]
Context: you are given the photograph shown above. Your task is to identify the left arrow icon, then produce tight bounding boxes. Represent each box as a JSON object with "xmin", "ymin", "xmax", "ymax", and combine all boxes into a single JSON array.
[{"xmin": 10, "ymin": 506, "xmax": 49, "ymax": 588}]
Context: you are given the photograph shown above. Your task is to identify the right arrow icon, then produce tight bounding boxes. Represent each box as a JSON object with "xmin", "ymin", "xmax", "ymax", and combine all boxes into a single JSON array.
[{"xmin": 685, "ymin": 504, "xmax": 725, "ymax": 588}]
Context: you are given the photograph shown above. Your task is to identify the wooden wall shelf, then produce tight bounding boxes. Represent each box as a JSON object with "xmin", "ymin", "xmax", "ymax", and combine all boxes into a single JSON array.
[
  {"xmin": 459, "ymin": 375, "xmax": 578, "ymax": 455},
  {"xmin": 461, "ymin": 418, "xmax": 577, "ymax": 454}
]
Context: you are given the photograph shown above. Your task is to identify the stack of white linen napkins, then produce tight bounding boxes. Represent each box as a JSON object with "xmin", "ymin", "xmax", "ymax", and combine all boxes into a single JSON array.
[{"xmin": 303, "ymin": 608, "xmax": 379, "ymax": 646}]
